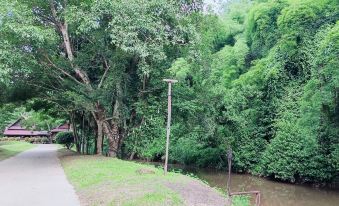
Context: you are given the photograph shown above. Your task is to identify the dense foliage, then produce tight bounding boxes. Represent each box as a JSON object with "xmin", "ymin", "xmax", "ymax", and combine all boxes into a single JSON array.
[
  {"xmin": 0, "ymin": 0, "xmax": 338, "ymax": 184},
  {"xmin": 56, "ymin": 132, "xmax": 74, "ymax": 149}
]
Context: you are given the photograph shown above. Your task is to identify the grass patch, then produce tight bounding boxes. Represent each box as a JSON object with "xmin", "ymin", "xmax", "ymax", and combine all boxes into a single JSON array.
[
  {"xmin": 115, "ymin": 188, "xmax": 183, "ymax": 206},
  {"xmin": 232, "ymin": 195, "xmax": 250, "ymax": 206},
  {"xmin": 59, "ymin": 152, "xmax": 186, "ymax": 190},
  {"xmin": 59, "ymin": 149, "xmax": 227, "ymax": 206},
  {"xmin": 0, "ymin": 141, "xmax": 35, "ymax": 161}
]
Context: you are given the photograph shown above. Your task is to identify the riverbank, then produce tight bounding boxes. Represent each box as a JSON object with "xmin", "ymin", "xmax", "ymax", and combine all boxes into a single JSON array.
[
  {"xmin": 0, "ymin": 141, "xmax": 36, "ymax": 161},
  {"xmin": 58, "ymin": 149, "xmax": 245, "ymax": 206},
  {"xmin": 174, "ymin": 164, "xmax": 339, "ymax": 206},
  {"xmin": 134, "ymin": 161, "xmax": 339, "ymax": 206}
]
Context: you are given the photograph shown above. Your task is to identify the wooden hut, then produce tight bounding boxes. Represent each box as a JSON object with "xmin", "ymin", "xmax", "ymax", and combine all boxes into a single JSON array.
[
  {"xmin": 3, "ymin": 119, "xmax": 49, "ymax": 138},
  {"xmin": 50, "ymin": 123, "xmax": 70, "ymax": 139}
]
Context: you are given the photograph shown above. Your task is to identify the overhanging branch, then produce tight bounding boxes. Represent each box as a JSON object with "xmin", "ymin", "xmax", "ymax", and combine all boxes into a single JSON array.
[{"xmin": 42, "ymin": 53, "xmax": 84, "ymax": 86}]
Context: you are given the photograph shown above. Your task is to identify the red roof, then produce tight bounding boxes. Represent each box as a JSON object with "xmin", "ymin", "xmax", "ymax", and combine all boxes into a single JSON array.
[
  {"xmin": 50, "ymin": 123, "xmax": 69, "ymax": 133},
  {"xmin": 9, "ymin": 126, "xmax": 25, "ymax": 130},
  {"xmin": 3, "ymin": 119, "xmax": 49, "ymax": 137},
  {"xmin": 3, "ymin": 130, "xmax": 49, "ymax": 136},
  {"xmin": 6, "ymin": 120, "xmax": 24, "ymax": 130}
]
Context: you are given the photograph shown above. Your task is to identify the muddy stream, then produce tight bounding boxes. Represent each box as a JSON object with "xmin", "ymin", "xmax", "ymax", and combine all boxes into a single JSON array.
[{"xmin": 139, "ymin": 161, "xmax": 339, "ymax": 206}]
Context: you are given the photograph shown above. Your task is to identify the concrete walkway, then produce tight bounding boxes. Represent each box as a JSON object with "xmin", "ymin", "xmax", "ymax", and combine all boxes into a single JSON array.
[{"xmin": 0, "ymin": 144, "xmax": 80, "ymax": 206}]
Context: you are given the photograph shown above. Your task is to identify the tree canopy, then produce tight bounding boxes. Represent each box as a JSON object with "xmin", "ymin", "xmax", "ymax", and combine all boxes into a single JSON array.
[{"xmin": 0, "ymin": 0, "xmax": 338, "ymax": 184}]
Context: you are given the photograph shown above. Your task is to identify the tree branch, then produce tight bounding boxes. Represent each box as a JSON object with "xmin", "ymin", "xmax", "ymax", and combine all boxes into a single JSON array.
[
  {"xmin": 49, "ymin": 0, "xmax": 92, "ymax": 88},
  {"xmin": 42, "ymin": 53, "xmax": 84, "ymax": 86},
  {"xmin": 49, "ymin": 0, "xmax": 61, "ymax": 27},
  {"xmin": 98, "ymin": 56, "xmax": 111, "ymax": 89}
]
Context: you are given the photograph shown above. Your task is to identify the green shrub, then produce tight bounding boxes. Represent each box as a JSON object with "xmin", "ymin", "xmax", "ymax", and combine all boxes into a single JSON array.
[
  {"xmin": 124, "ymin": 116, "xmax": 165, "ymax": 160},
  {"xmin": 41, "ymin": 137, "xmax": 49, "ymax": 144},
  {"xmin": 55, "ymin": 132, "xmax": 74, "ymax": 149},
  {"xmin": 28, "ymin": 137, "xmax": 34, "ymax": 144},
  {"xmin": 34, "ymin": 137, "xmax": 41, "ymax": 144},
  {"xmin": 8, "ymin": 137, "xmax": 15, "ymax": 141},
  {"xmin": 171, "ymin": 135, "xmax": 202, "ymax": 165}
]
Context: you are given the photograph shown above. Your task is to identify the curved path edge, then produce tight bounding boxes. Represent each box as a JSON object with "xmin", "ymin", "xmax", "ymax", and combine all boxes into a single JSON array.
[{"xmin": 0, "ymin": 144, "xmax": 80, "ymax": 206}]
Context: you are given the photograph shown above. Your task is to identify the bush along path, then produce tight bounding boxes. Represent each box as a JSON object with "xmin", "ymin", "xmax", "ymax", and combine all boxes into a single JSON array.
[
  {"xmin": 0, "ymin": 144, "xmax": 80, "ymax": 206},
  {"xmin": 58, "ymin": 149, "xmax": 237, "ymax": 206}
]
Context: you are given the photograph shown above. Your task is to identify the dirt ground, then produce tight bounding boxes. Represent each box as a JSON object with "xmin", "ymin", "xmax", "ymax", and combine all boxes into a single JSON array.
[
  {"xmin": 75, "ymin": 178, "xmax": 229, "ymax": 206},
  {"xmin": 165, "ymin": 180, "xmax": 228, "ymax": 206}
]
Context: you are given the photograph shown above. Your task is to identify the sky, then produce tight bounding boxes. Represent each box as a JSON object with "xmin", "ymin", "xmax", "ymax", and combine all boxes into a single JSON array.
[{"xmin": 204, "ymin": 0, "xmax": 230, "ymax": 14}]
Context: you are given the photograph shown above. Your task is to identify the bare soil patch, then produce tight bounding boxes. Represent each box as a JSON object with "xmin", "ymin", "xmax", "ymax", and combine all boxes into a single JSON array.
[{"xmin": 165, "ymin": 180, "xmax": 228, "ymax": 206}]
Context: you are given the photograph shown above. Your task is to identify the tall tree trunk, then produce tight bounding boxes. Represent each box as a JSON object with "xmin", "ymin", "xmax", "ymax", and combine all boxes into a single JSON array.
[
  {"xmin": 81, "ymin": 112, "xmax": 85, "ymax": 154},
  {"xmin": 88, "ymin": 114, "xmax": 95, "ymax": 154},
  {"xmin": 93, "ymin": 102, "xmax": 106, "ymax": 155},
  {"xmin": 103, "ymin": 121, "xmax": 119, "ymax": 157},
  {"xmin": 70, "ymin": 112, "xmax": 81, "ymax": 153},
  {"xmin": 96, "ymin": 119, "xmax": 104, "ymax": 155},
  {"xmin": 59, "ymin": 23, "xmax": 74, "ymax": 61},
  {"xmin": 129, "ymin": 152, "xmax": 136, "ymax": 160},
  {"xmin": 93, "ymin": 121, "xmax": 98, "ymax": 154}
]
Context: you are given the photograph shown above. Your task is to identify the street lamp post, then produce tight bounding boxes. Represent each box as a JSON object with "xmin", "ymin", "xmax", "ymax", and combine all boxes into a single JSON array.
[
  {"xmin": 163, "ymin": 79, "xmax": 178, "ymax": 175},
  {"xmin": 227, "ymin": 148, "xmax": 232, "ymax": 204}
]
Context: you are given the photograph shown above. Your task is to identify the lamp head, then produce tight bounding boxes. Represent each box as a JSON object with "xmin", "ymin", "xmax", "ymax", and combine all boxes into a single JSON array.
[{"xmin": 163, "ymin": 79, "xmax": 178, "ymax": 83}]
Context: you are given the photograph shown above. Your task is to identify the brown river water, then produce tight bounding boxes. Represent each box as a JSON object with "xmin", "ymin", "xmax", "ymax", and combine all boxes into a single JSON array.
[
  {"xmin": 195, "ymin": 169, "xmax": 339, "ymax": 206},
  {"xmin": 138, "ymin": 161, "xmax": 339, "ymax": 206}
]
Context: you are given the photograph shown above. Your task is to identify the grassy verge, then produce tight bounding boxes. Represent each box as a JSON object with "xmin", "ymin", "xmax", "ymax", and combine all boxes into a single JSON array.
[
  {"xmin": 59, "ymin": 149, "xmax": 233, "ymax": 206},
  {"xmin": 232, "ymin": 195, "xmax": 250, "ymax": 206},
  {"xmin": 0, "ymin": 141, "xmax": 36, "ymax": 161}
]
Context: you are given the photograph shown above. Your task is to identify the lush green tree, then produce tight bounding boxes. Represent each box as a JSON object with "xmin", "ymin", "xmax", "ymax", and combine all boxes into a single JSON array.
[
  {"xmin": 0, "ymin": 0, "xmax": 338, "ymax": 185},
  {"xmin": 0, "ymin": 0, "xmax": 197, "ymax": 157}
]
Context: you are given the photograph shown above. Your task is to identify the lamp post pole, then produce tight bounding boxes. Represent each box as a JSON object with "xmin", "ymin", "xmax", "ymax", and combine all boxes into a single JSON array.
[
  {"xmin": 163, "ymin": 79, "xmax": 178, "ymax": 175},
  {"xmin": 227, "ymin": 148, "xmax": 232, "ymax": 195}
]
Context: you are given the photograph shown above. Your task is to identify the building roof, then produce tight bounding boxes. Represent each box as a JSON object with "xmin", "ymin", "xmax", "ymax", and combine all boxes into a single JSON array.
[
  {"xmin": 6, "ymin": 119, "xmax": 24, "ymax": 130},
  {"xmin": 3, "ymin": 119, "xmax": 49, "ymax": 137},
  {"xmin": 50, "ymin": 123, "xmax": 70, "ymax": 133},
  {"xmin": 3, "ymin": 130, "xmax": 49, "ymax": 136}
]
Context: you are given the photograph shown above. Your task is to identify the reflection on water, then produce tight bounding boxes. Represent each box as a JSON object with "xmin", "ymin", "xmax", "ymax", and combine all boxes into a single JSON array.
[
  {"xmin": 194, "ymin": 169, "xmax": 339, "ymax": 206},
  {"xmin": 139, "ymin": 161, "xmax": 339, "ymax": 206}
]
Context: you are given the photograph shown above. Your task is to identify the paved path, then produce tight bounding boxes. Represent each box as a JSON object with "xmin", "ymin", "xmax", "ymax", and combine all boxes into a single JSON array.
[{"xmin": 0, "ymin": 144, "xmax": 80, "ymax": 206}]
